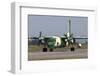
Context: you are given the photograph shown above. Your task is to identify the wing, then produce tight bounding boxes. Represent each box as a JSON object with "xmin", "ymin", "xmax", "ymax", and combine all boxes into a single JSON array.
[
  {"xmin": 74, "ymin": 37, "xmax": 88, "ymax": 39},
  {"xmin": 60, "ymin": 36, "xmax": 66, "ymax": 39},
  {"xmin": 28, "ymin": 37, "xmax": 39, "ymax": 39}
]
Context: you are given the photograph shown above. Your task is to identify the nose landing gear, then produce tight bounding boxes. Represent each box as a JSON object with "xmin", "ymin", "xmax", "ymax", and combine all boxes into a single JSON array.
[{"xmin": 49, "ymin": 48, "xmax": 53, "ymax": 52}]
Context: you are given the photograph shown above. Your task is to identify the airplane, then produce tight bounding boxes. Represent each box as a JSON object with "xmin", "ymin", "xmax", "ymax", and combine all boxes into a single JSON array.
[{"xmin": 29, "ymin": 17, "xmax": 88, "ymax": 52}]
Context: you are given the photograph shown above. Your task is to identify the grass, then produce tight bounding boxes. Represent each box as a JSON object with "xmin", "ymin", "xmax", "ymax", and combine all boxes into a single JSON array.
[
  {"xmin": 28, "ymin": 43, "xmax": 87, "ymax": 52},
  {"xmin": 28, "ymin": 45, "xmax": 43, "ymax": 52}
]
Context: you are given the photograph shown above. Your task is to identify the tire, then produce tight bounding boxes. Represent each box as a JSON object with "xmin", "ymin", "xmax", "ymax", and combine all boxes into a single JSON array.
[
  {"xmin": 70, "ymin": 47, "xmax": 75, "ymax": 51},
  {"xmin": 49, "ymin": 48, "xmax": 53, "ymax": 52},
  {"xmin": 43, "ymin": 48, "xmax": 48, "ymax": 52}
]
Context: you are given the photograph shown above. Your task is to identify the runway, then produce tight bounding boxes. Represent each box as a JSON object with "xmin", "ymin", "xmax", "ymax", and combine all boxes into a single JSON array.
[{"xmin": 28, "ymin": 49, "xmax": 88, "ymax": 61}]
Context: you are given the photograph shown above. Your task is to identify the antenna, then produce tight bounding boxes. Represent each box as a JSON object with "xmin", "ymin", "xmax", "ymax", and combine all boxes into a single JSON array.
[
  {"xmin": 68, "ymin": 17, "xmax": 71, "ymax": 35},
  {"xmin": 39, "ymin": 31, "xmax": 42, "ymax": 37}
]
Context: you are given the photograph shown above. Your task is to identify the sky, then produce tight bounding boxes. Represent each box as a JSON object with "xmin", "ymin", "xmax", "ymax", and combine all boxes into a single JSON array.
[{"xmin": 28, "ymin": 15, "xmax": 88, "ymax": 38}]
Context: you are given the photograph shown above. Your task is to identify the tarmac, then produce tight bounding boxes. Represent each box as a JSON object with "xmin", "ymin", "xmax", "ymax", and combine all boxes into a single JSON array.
[{"xmin": 28, "ymin": 49, "xmax": 88, "ymax": 61}]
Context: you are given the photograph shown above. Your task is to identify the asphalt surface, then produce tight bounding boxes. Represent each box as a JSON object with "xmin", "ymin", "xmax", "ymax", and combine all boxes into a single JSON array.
[{"xmin": 28, "ymin": 49, "xmax": 88, "ymax": 61}]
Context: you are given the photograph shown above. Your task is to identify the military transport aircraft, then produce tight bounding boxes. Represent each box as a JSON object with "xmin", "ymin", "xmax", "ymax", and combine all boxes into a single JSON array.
[{"xmin": 28, "ymin": 17, "xmax": 88, "ymax": 52}]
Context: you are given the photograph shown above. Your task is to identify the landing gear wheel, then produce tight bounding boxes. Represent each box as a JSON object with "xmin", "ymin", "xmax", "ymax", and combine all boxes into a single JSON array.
[
  {"xmin": 70, "ymin": 47, "xmax": 75, "ymax": 51},
  {"xmin": 43, "ymin": 48, "xmax": 48, "ymax": 52},
  {"xmin": 49, "ymin": 48, "xmax": 53, "ymax": 52}
]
